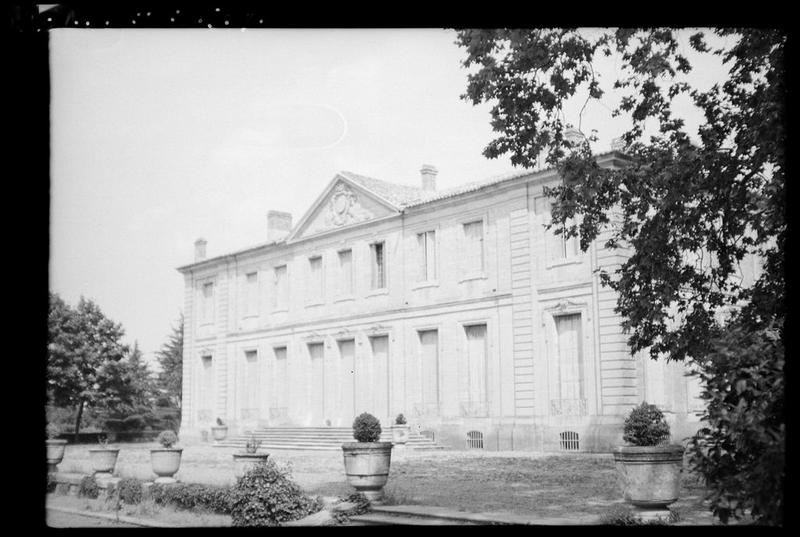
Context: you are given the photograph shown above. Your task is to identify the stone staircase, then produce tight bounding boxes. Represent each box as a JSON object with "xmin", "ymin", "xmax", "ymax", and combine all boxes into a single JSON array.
[
  {"xmin": 214, "ymin": 426, "xmax": 447, "ymax": 451},
  {"xmin": 349, "ymin": 505, "xmax": 520, "ymax": 525}
]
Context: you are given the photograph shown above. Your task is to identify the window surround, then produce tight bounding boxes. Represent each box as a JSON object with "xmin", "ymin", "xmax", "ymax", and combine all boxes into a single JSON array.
[
  {"xmin": 414, "ymin": 228, "xmax": 439, "ymax": 286},
  {"xmin": 458, "ymin": 215, "xmax": 488, "ymax": 282},
  {"xmin": 368, "ymin": 239, "xmax": 388, "ymax": 292},
  {"xmin": 242, "ymin": 270, "xmax": 260, "ymax": 319},
  {"xmin": 335, "ymin": 248, "xmax": 355, "ymax": 301},
  {"xmin": 543, "ymin": 204, "xmax": 584, "ymax": 268},
  {"xmin": 305, "ymin": 254, "xmax": 325, "ymax": 307},
  {"xmin": 271, "ymin": 263, "xmax": 289, "ymax": 314},
  {"xmin": 198, "ymin": 278, "xmax": 216, "ymax": 326}
]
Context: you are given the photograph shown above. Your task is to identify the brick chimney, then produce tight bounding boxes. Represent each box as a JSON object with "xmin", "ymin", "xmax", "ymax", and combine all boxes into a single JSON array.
[
  {"xmin": 267, "ymin": 210, "xmax": 292, "ymax": 242},
  {"xmin": 564, "ymin": 127, "xmax": 585, "ymax": 148},
  {"xmin": 194, "ymin": 238, "xmax": 207, "ymax": 262},
  {"xmin": 420, "ymin": 164, "xmax": 438, "ymax": 191},
  {"xmin": 611, "ymin": 136, "xmax": 626, "ymax": 152}
]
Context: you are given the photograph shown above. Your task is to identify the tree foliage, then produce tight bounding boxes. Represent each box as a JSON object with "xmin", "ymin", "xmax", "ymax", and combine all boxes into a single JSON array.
[
  {"xmin": 456, "ymin": 28, "xmax": 784, "ymax": 525},
  {"xmin": 47, "ymin": 293, "xmax": 129, "ymax": 436},
  {"xmin": 47, "ymin": 292, "xmax": 158, "ymax": 437},
  {"xmin": 155, "ymin": 314, "xmax": 183, "ymax": 409}
]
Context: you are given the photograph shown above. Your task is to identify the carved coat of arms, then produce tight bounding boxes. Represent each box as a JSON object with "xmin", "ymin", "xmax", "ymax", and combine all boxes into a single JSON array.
[{"xmin": 324, "ymin": 183, "xmax": 372, "ymax": 227}]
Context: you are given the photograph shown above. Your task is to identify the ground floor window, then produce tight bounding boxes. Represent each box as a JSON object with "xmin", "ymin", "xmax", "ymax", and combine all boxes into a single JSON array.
[
  {"xmin": 461, "ymin": 324, "xmax": 488, "ymax": 416},
  {"xmin": 551, "ymin": 314, "xmax": 587, "ymax": 416}
]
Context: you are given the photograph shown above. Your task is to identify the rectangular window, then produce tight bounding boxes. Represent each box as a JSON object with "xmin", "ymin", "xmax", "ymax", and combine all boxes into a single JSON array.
[
  {"xmin": 201, "ymin": 355, "xmax": 214, "ymax": 412},
  {"xmin": 273, "ymin": 265, "xmax": 288, "ymax": 310},
  {"xmin": 462, "ymin": 324, "xmax": 488, "ymax": 416},
  {"xmin": 201, "ymin": 282, "xmax": 214, "ymax": 324},
  {"xmin": 243, "ymin": 350, "xmax": 259, "ymax": 415},
  {"xmin": 418, "ymin": 330, "xmax": 440, "ymax": 414},
  {"xmin": 370, "ymin": 242, "xmax": 386, "ymax": 289},
  {"xmin": 550, "ymin": 204, "xmax": 580, "ymax": 261},
  {"xmin": 308, "ymin": 256, "xmax": 323, "ymax": 301},
  {"xmin": 550, "ymin": 314, "xmax": 586, "ymax": 416},
  {"xmin": 244, "ymin": 272, "xmax": 258, "ymax": 316},
  {"xmin": 417, "ymin": 231, "xmax": 436, "ymax": 282},
  {"xmin": 272, "ymin": 347, "xmax": 288, "ymax": 416},
  {"xmin": 338, "ymin": 249, "xmax": 353, "ymax": 295},
  {"xmin": 463, "ymin": 221, "xmax": 484, "ymax": 273}
]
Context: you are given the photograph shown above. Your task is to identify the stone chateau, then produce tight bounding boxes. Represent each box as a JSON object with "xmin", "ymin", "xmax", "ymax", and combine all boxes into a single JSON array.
[{"xmin": 177, "ymin": 151, "xmax": 715, "ymax": 451}]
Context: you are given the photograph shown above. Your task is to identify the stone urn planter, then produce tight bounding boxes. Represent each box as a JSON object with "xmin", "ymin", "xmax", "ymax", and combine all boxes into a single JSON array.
[
  {"xmin": 233, "ymin": 435, "xmax": 269, "ymax": 478},
  {"xmin": 151, "ymin": 431, "xmax": 182, "ymax": 484},
  {"xmin": 233, "ymin": 453, "xmax": 271, "ymax": 478},
  {"xmin": 614, "ymin": 402, "xmax": 684, "ymax": 521},
  {"xmin": 89, "ymin": 446, "xmax": 120, "ymax": 478},
  {"xmin": 614, "ymin": 445, "xmax": 685, "ymax": 508},
  {"xmin": 391, "ymin": 414, "xmax": 409, "ymax": 446},
  {"xmin": 342, "ymin": 413, "xmax": 393, "ymax": 504},
  {"xmin": 211, "ymin": 419, "xmax": 228, "ymax": 443},
  {"xmin": 46, "ymin": 439, "xmax": 68, "ymax": 473}
]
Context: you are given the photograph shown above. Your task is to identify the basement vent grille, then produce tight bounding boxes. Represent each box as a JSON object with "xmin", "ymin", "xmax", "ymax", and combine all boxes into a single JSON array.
[
  {"xmin": 466, "ymin": 430, "xmax": 484, "ymax": 449},
  {"xmin": 560, "ymin": 431, "xmax": 580, "ymax": 451}
]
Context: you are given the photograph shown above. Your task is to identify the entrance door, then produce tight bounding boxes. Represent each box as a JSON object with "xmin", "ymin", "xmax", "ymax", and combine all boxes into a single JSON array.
[
  {"xmin": 338, "ymin": 339, "xmax": 356, "ymax": 423},
  {"xmin": 272, "ymin": 347, "xmax": 288, "ymax": 422},
  {"xmin": 308, "ymin": 343, "xmax": 325, "ymax": 424},
  {"xmin": 554, "ymin": 314, "xmax": 584, "ymax": 415},
  {"xmin": 370, "ymin": 336, "xmax": 390, "ymax": 420},
  {"xmin": 418, "ymin": 330, "xmax": 439, "ymax": 415},
  {"xmin": 464, "ymin": 324, "xmax": 488, "ymax": 415}
]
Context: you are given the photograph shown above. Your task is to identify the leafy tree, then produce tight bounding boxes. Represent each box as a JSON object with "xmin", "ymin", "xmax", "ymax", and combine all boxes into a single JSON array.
[
  {"xmin": 47, "ymin": 293, "xmax": 129, "ymax": 438},
  {"xmin": 456, "ymin": 28, "xmax": 784, "ymax": 525},
  {"xmin": 96, "ymin": 341, "xmax": 158, "ymax": 417},
  {"xmin": 155, "ymin": 314, "xmax": 183, "ymax": 409}
]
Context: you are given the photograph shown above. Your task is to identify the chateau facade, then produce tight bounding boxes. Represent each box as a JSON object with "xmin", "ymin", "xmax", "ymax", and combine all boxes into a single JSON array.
[{"xmin": 177, "ymin": 152, "xmax": 709, "ymax": 451}]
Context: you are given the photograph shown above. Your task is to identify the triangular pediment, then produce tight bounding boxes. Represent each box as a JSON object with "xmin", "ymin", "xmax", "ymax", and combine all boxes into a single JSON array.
[{"xmin": 287, "ymin": 175, "xmax": 401, "ymax": 241}]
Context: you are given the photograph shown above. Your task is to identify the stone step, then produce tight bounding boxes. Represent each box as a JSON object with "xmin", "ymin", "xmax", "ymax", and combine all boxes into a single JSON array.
[
  {"xmin": 350, "ymin": 513, "xmax": 467, "ymax": 526},
  {"xmin": 214, "ymin": 441, "xmax": 445, "ymax": 451}
]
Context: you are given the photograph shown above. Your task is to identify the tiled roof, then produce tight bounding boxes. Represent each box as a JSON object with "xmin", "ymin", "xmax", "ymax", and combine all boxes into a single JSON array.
[
  {"xmin": 338, "ymin": 171, "xmax": 429, "ymax": 208},
  {"xmin": 344, "ymin": 150, "xmax": 623, "ymax": 210},
  {"xmin": 339, "ymin": 167, "xmax": 538, "ymax": 210}
]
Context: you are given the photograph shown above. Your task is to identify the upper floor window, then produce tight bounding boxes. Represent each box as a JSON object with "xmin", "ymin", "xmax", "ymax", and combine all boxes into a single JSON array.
[
  {"xmin": 370, "ymin": 242, "xmax": 386, "ymax": 289},
  {"xmin": 463, "ymin": 220, "xmax": 485, "ymax": 273},
  {"xmin": 273, "ymin": 265, "xmax": 288, "ymax": 311},
  {"xmin": 200, "ymin": 281, "xmax": 214, "ymax": 324},
  {"xmin": 308, "ymin": 256, "xmax": 323, "ymax": 302},
  {"xmin": 244, "ymin": 271, "xmax": 258, "ymax": 317},
  {"xmin": 337, "ymin": 249, "xmax": 354, "ymax": 296},
  {"xmin": 417, "ymin": 230, "xmax": 437, "ymax": 282},
  {"xmin": 550, "ymin": 204, "xmax": 580, "ymax": 261}
]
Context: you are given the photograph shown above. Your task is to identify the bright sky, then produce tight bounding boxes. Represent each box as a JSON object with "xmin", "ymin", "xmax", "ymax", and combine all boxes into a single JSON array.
[{"xmin": 49, "ymin": 28, "xmax": 728, "ymax": 368}]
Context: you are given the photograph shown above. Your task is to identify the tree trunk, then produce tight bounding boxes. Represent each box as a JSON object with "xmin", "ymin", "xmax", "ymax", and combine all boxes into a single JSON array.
[{"xmin": 73, "ymin": 400, "xmax": 84, "ymax": 442}]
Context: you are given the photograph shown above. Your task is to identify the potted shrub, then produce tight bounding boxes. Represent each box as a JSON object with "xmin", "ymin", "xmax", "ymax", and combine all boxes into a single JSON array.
[
  {"xmin": 150, "ymin": 430, "xmax": 182, "ymax": 484},
  {"xmin": 46, "ymin": 423, "xmax": 67, "ymax": 473},
  {"xmin": 232, "ymin": 435, "xmax": 270, "ymax": 478},
  {"xmin": 391, "ymin": 413, "xmax": 410, "ymax": 446},
  {"xmin": 88, "ymin": 437, "xmax": 120, "ymax": 478},
  {"xmin": 613, "ymin": 402, "xmax": 684, "ymax": 519},
  {"xmin": 341, "ymin": 412, "xmax": 393, "ymax": 504},
  {"xmin": 211, "ymin": 418, "xmax": 228, "ymax": 443}
]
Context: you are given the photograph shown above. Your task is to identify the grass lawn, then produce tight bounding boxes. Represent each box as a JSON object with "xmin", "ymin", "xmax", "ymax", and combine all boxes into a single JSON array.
[{"xmin": 53, "ymin": 442, "xmax": 716, "ymax": 524}]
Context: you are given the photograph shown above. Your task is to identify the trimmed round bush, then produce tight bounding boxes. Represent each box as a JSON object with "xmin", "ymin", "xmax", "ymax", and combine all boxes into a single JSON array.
[
  {"xmin": 395, "ymin": 413, "xmax": 407, "ymax": 425},
  {"xmin": 46, "ymin": 423, "xmax": 61, "ymax": 440},
  {"xmin": 118, "ymin": 477, "xmax": 144, "ymax": 504},
  {"xmin": 352, "ymin": 412, "xmax": 381, "ymax": 443},
  {"xmin": 623, "ymin": 402, "xmax": 671, "ymax": 446},
  {"xmin": 230, "ymin": 460, "xmax": 322, "ymax": 526},
  {"xmin": 78, "ymin": 476, "xmax": 99, "ymax": 499},
  {"xmin": 157, "ymin": 430, "xmax": 178, "ymax": 448}
]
